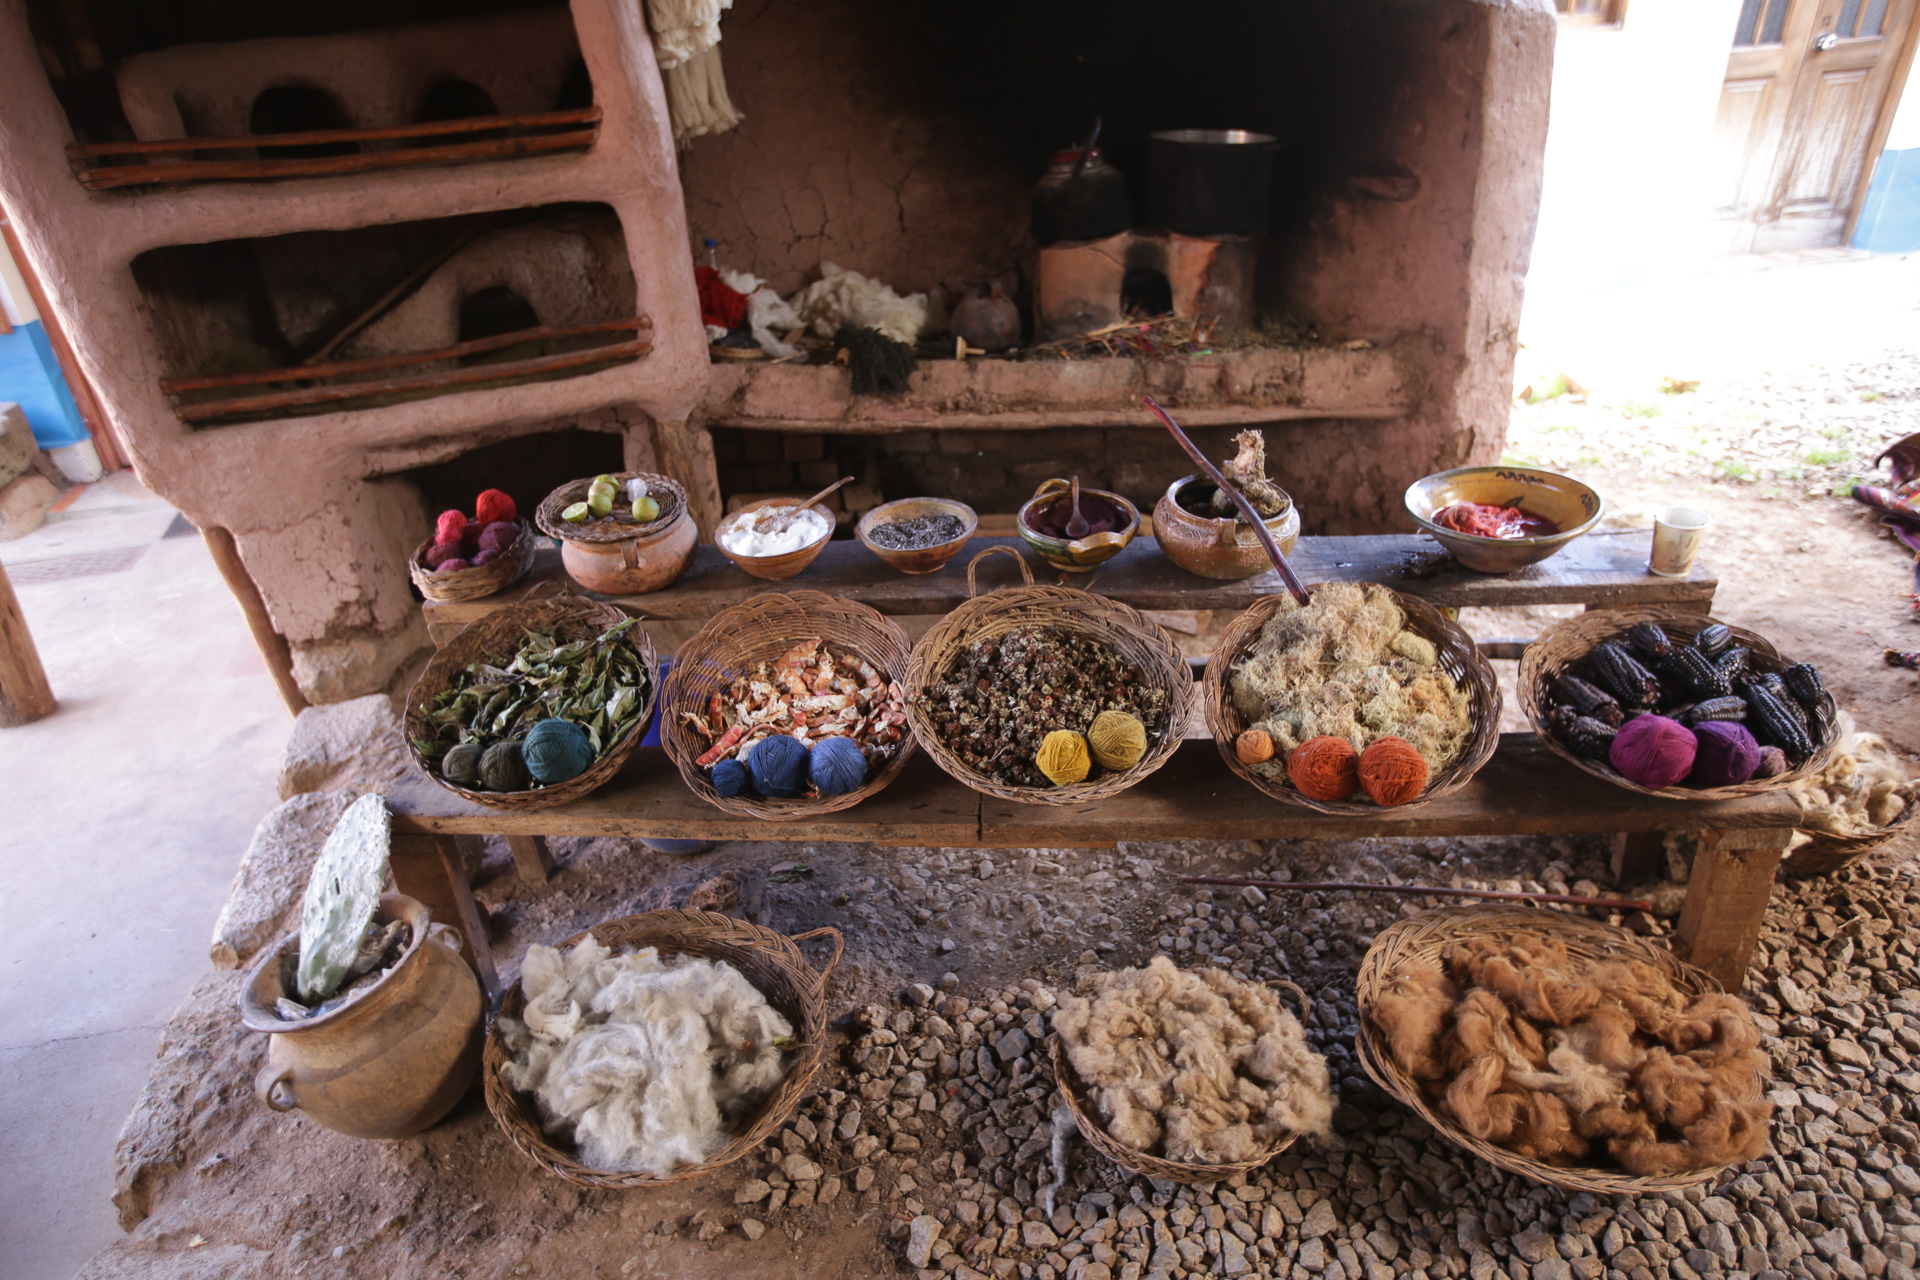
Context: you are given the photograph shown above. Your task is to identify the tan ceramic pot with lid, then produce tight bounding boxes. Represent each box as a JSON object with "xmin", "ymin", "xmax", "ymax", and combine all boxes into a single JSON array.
[
  {"xmin": 239, "ymin": 893, "xmax": 483, "ymax": 1140},
  {"xmin": 1153, "ymin": 474, "xmax": 1302, "ymax": 580},
  {"xmin": 1017, "ymin": 477, "xmax": 1138, "ymax": 573},
  {"xmin": 536, "ymin": 471, "xmax": 698, "ymax": 595}
]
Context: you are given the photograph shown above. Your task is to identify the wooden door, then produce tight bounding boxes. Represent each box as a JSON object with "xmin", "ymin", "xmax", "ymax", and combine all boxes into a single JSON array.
[{"xmin": 1714, "ymin": 0, "xmax": 1920, "ymax": 251}]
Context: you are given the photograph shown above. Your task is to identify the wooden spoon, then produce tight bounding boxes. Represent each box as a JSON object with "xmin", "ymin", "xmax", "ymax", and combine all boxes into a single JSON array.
[
  {"xmin": 759, "ymin": 476, "xmax": 855, "ymax": 533},
  {"xmin": 1065, "ymin": 475, "xmax": 1090, "ymax": 538}
]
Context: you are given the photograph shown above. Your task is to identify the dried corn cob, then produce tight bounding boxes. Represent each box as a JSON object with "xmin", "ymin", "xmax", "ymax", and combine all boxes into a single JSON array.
[
  {"xmin": 1740, "ymin": 678, "xmax": 1813, "ymax": 761},
  {"xmin": 1694, "ymin": 624, "xmax": 1735, "ymax": 658},
  {"xmin": 1584, "ymin": 641, "xmax": 1661, "ymax": 709},
  {"xmin": 1549, "ymin": 674, "xmax": 1625, "ymax": 727},
  {"xmin": 1655, "ymin": 645, "xmax": 1734, "ymax": 702},
  {"xmin": 1627, "ymin": 622, "xmax": 1673, "ymax": 660},
  {"xmin": 1559, "ymin": 714, "xmax": 1618, "ymax": 760},
  {"xmin": 1677, "ymin": 696, "xmax": 1747, "ymax": 726},
  {"xmin": 1716, "ymin": 646, "xmax": 1751, "ymax": 683}
]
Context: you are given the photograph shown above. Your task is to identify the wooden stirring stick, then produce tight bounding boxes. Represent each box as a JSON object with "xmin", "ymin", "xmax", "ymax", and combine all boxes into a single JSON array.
[
  {"xmin": 760, "ymin": 476, "xmax": 854, "ymax": 533},
  {"xmin": 1065, "ymin": 475, "xmax": 1090, "ymax": 538}
]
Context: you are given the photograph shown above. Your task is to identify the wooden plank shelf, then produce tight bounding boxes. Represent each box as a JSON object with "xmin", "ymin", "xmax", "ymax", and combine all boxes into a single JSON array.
[{"xmin": 700, "ymin": 343, "xmax": 1411, "ymax": 433}]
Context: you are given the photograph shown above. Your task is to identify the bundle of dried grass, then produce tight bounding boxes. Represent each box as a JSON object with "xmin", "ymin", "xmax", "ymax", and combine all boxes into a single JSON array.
[
  {"xmin": 1229, "ymin": 583, "xmax": 1473, "ymax": 775},
  {"xmin": 1370, "ymin": 932, "xmax": 1770, "ymax": 1175},
  {"xmin": 1053, "ymin": 956, "xmax": 1333, "ymax": 1164}
]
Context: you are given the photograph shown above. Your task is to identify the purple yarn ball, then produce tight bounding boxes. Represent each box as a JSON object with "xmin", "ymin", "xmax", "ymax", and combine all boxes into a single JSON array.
[
  {"xmin": 1608, "ymin": 714, "xmax": 1697, "ymax": 790},
  {"xmin": 1690, "ymin": 721, "xmax": 1762, "ymax": 788},
  {"xmin": 1752, "ymin": 745, "xmax": 1790, "ymax": 778}
]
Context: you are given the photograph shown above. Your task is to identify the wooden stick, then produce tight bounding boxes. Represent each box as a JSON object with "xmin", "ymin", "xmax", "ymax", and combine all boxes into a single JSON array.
[
  {"xmin": 161, "ymin": 317, "xmax": 651, "ymax": 392},
  {"xmin": 74, "ymin": 130, "xmax": 597, "ymax": 190},
  {"xmin": 302, "ymin": 214, "xmax": 501, "ymax": 366},
  {"xmin": 1176, "ymin": 875, "xmax": 1655, "ymax": 913},
  {"xmin": 0, "ymin": 559, "xmax": 56, "ymax": 727},
  {"xmin": 66, "ymin": 107, "xmax": 602, "ymax": 158},
  {"xmin": 174, "ymin": 339, "xmax": 651, "ymax": 422},
  {"xmin": 200, "ymin": 526, "xmax": 308, "ymax": 716}
]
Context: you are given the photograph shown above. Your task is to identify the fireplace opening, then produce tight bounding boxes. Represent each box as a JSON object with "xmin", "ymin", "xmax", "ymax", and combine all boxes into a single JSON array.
[
  {"xmin": 1119, "ymin": 268, "xmax": 1173, "ymax": 321},
  {"xmin": 418, "ymin": 79, "xmax": 500, "ymax": 125},
  {"xmin": 250, "ymin": 86, "xmax": 358, "ymax": 159},
  {"xmin": 457, "ymin": 286, "xmax": 544, "ymax": 365},
  {"xmin": 394, "ymin": 427, "xmax": 624, "ymax": 548}
]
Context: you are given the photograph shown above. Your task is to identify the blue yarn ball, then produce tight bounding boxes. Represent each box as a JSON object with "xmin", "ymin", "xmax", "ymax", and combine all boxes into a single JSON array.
[
  {"xmin": 710, "ymin": 758, "xmax": 749, "ymax": 797},
  {"xmin": 810, "ymin": 736, "xmax": 868, "ymax": 795},
  {"xmin": 748, "ymin": 734, "xmax": 811, "ymax": 798},
  {"xmin": 523, "ymin": 718, "xmax": 594, "ymax": 785}
]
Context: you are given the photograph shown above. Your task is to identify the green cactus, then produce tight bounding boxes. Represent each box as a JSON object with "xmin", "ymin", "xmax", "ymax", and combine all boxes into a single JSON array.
[{"xmin": 296, "ymin": 794, "xmax": 393, "ymax": 1003}]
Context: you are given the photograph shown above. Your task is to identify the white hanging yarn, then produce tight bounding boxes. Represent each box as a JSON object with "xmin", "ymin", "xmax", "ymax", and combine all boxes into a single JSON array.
[
  {"xmin": 499, "ymin": 936, "xmax": 793, "ymax": 1175},
  {"xmin": 645, "ymin": 0, "xmax": 743, "ymax": 145}
]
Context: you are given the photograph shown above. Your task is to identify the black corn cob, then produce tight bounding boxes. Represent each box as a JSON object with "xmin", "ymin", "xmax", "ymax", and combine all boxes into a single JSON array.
[
  {"xmin": 1585, "ymin": 641, "xmax": 1662, "ymax": 709},
  {"xmin": 1627, "ymin": 622, "xmax": 1673, "ymax": 660},
  {"xmin": 1716, "ymin": 646, "xmax": 1751, "ymax": 683},
  {"xmin": 1560, "ymin": 715, "xmax": 1618, "ymax": 760},
  {"xmin": 1781, "ymin": 662, "xmax": 1826, "ymax": 708},
  {"xmin": 1694, "ymin": 624, "xmax": 1735, "ymax": 658},
  {"xmin": 1754, "ymin": 672, "xmax": 1809, "ymax": 728},
  {"xmin": 1550, "ymin": 674, "xmax": 1625, "ymax": 727},
  {"xmin": 1678, "ymin": 696, "xmax": 1747, "ymax": 726},
  {"xmin": 1656, "ymin": 645, "xmax": 1734, "ymax": 702},
  {"xmin": 1740, "ymin": 678, "xmax": 1814, "ymax": 761}
]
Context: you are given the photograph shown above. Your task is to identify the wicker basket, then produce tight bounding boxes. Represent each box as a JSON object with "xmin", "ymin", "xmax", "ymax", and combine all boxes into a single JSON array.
[
  {"xmin": 1518, "ymin": 607, "xmax": 1838, "ymax": 801},
  {"xmin": 534, "ymin": 471, "xmax": 685, "ymax": 544},
  {"xmin": 1052, "ymin": 978, "xmax": 1314, "ymax": 1184},
  {"xmin": 407, "ymin": 519, "xmax": 537, "ymax": 603},
  {"xmin": 1356, "ymin": 905, "xmax": 1736, "ymax": 1195},
  {"xmin": 1201, "ymin": 587, "xmax": 1502, "ymax": 815},
  {"xmin": 1779, "ymin": 802, "xmax": 1920, "ymax": 878},
  {"xmin": 903, "ymin": 547, "xmax": 1199, "ymax": 805},
  {"xmin": 661, "ymin": 592, "xmax": 917, "ymax": 820},
  {"xmin": 404, "ymin": 595, "xmax": 658, "ymax": 811},
  {"xmin": 483, "ymin": 910, "xmax": 842, "ymax": 1189}
]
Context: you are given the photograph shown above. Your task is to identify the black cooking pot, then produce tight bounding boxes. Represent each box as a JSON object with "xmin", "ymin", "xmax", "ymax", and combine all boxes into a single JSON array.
[{"xmin": 1145, "ymin": 129, "xmax": 1279, "ymax": 236}]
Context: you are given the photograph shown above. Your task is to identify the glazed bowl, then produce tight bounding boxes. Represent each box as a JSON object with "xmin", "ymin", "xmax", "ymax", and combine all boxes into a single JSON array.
[
  {"xmin": 1153, "ymin": 475, "xmax": 1302, "ymax": 581},
  {"xmin": 1404, "ymin": 466, "xmax": 1603, "ymax": 574},
  {"xmin": 713, "ymin": 498, "xmax": 835, "ymax": 581},
  {"xmin": 856, "ymin": 497, "xmax": 978, "ymax": 575},
  {"xmin": 1016, "ymin": 478, "xmax": 1138, "ymax": 573}
]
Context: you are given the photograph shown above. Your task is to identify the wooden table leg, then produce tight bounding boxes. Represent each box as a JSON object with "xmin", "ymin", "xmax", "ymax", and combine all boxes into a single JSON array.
[
  {"xmin": 1673, "ymin": 826, "xmax": 1792, "ymax": 990},
  {"xmin": 0, "ymin": 561, "xmax": 56, "ymax": 727},
  {"xmin": 1610, "ymin": 831, "xmax": 1667, "ymax": 886},
  {"xmin": 506, "ymin": 834, "xmax": 555, "ymax": 883},
  {"xmin": 390, "ymin": 832, "xmax": 500, "ymax": 1002}
]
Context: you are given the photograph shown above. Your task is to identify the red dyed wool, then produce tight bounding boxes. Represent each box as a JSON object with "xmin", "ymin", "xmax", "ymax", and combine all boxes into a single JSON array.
[
  {"xmin": 435, "ymin": 509, "xmax": 467, "ymax": 545},
  {"xmin": 1358, "ymin": 736, "xmax": 1429, "ymax": 807},
  {"xmin": 1287, "ymin": 735, "xmax": 1359, "ymax": 801},
  {"xmin": 475, "ymin": 489, "xmax": 517, "ymax": 526}
]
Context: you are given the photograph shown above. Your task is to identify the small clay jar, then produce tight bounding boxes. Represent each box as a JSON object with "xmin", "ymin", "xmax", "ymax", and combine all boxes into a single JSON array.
[
  {"xmin": 1154, "ymin": 475, "xmax": 1301, "ymax": 580},
  {"xmin": 951, "ymin": 283, "xmax": 1021, "ymax": 353},
  {"xmin": 559, "ymin": 503, "xmax": 698, "ymax": 594}
]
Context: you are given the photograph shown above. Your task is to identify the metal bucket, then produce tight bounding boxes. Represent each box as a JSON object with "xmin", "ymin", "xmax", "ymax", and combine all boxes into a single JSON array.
[{"xmin": 1145, "ymin": 129, "xmax": 1279, "ymax": 236}]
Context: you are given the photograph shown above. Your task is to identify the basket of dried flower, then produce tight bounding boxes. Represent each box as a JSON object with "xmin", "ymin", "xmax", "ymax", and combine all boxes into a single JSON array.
[{"xmin": 1356, "ymin": 906, "xmax": 1771, "ymax": 1195}]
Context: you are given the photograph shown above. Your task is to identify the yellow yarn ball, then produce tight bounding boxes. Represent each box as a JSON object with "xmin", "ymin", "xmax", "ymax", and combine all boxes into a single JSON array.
[
  {"xmin": 1087, "ymin": 710, "xmax": 1147, "ymax": 771},
  {"xmin": 1035, "ymin": 730, "xmax": 1091, "ymax": 785}
]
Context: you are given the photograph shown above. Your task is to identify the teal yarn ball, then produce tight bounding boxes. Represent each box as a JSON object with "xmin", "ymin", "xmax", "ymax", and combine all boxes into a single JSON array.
[
  {"xmin": 810, "ymin": 736, "xmax": 868, "ymax": 795},
  {"xmin": 749, "ymin": 734, "xmax": 810, "ymax": 798},
  {"xmin": 710, "ymin": 758, "xmax": 748, "ymax": 797},
  {"xmin": 523, "ymin": 718, "xmax": 594, "ymax": 785}
]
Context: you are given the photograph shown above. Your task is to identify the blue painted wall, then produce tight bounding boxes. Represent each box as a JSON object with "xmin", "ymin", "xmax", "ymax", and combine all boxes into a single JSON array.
[
  {"xmin": 0, "ymin": 320, "xmax": 88, "ymax": 448},
  {"xmin": 1855, "ymin": 148, "xmax": 1920, "ymax": 254}
]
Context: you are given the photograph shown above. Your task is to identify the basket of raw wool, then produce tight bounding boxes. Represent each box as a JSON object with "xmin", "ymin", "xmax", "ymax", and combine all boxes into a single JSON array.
[
  {"xmin": 1050, "ymin": 956, "xmax": 1334, "ymax": 1184},
  {"xmin": 1777, "ymin": 711, "xmax": 1920, "ymax": 878},
  {"xmin": 407, "ymin": 519, "xmax": 537, "ymax": 603},
  {"xmin": 661, "ymin": 592, "xmax": 917, "ymax": 819},
  {"xmin": 1202, "ymin": 583, "xmax": 1501, "ymax": 814},
  {"xmin": 1356, "ymin": 906, "xmax": 1773, "ymax": 1195},
  {"xmin": 904, "ymin": 546, "xmax": 1197, "ymax": 806},
  {"xmin": 483, "ymin": 909, "xmax": 842, "ymax": 1190}
]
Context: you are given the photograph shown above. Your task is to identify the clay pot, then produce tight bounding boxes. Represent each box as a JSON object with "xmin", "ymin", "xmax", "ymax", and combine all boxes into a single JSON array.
[
  {"xmin": 1017, "ymin": 478, "xmax": 1138, "ymax": 573},
  {"xmin": 239, "ymin": 894, "xmax": 483, "ymax": 1140},
  {"xmin": 1154, "ymin": 475, "xmax": 1301, "ymax": 580},
  {"xmin": 558, "ymin": 502, "xmax": 698, "ymax": 595},
  {"xmin": 951, "ymin": 283, "xmax": 1021, "ymax": 353},
  {"xmin": 856, "ymin": 496, "xmax": 978, "ymax": 575}
]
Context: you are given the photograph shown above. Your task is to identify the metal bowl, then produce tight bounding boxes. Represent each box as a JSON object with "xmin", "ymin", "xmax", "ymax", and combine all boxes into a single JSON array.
[{"xmin": 1404, "ymin": 466, "xmax": 1603, "ymax": 574}]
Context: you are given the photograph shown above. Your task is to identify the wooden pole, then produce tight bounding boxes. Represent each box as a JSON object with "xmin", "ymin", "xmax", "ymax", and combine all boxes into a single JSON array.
[
  {"xmin": 65, "ymin": 107, "xmax": 602, "ymax": 157},
  {"xmin": 200, "ymin": 526, "xmax": 308, "ymax": 716},
  {"xmin": 74, "ymin": 130, "xmax": 597, "ymax": 190},
  {"xmin": 0, "ymin": 560, "xmax": 56, "ymax": 726}
]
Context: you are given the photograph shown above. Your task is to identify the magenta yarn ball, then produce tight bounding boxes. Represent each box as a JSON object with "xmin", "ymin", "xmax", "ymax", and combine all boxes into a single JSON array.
[
  {"xmin": 1690, "ymin": 721, "xmax": 1762, "ymax": 788},
  {"xmin": 479, "ymin": 522, "xmax": 520, "ymax": 554},
  {"xmin": 1608, "ymin": 714, "xmax": 1697, "ymax": 790}
]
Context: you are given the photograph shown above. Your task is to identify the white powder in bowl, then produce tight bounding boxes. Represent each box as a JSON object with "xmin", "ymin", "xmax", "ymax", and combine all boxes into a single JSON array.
[{"xmin": 719, "ymin": 508, "xmax": 829, "ymax": 557}]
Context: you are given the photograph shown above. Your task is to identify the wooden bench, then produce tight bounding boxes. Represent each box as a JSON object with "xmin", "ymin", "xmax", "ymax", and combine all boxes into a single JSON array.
[{"xmin": 393, "ymin": 529, "xmax": 1788, "ymax": 997}]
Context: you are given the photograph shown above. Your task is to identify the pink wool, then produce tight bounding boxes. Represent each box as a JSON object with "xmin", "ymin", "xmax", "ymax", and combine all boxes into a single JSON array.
[{"xmin": 1609, "ymin": 715, "xmax": 1697, "ymax": 789}]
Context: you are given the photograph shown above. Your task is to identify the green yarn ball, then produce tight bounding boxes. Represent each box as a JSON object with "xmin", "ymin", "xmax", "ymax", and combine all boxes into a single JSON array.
[
  {"xmin": 479, "ymin": 741, "xmax": 529, "ymax": 791},
  {"xmin": 442, "ymin": 741, "xmax": 484, "ymax": 786},
  {"xmin": 524, "ymin": 718, "xmax": 594, "ymax": 785}
]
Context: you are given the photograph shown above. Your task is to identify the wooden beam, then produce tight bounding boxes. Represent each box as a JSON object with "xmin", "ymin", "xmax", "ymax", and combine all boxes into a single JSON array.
[
  {"xmin": 65, "ymin": 107, "xmax": 602, "ymax": 157},
  {"xmin": 651, "ymin": 418, "xmax": 724, "ymax": 536},
  {"xmin": 73, "ymin": 129, "xmax": 598, "ymax": 190},
  {"xmin": 0, "ymin": 560, "xmax": 56, "ymax": 726},
  {"xmin": 1610, "ymin": 831, "xmax": 1667, "ymax": 886},
  {"xmin": 506, "ymin": 835, "xmax": 555, "ymax": 883},
  {"xmin": 389, "ymin": 833, "xmax": 498, "ymax": 1002},
  {"xmin": 200, "ymin": 526, "xmax": 308, "ymax": 716},
  {"xmin": 1673, "ymin": 826, "xmax": 1794, "ymax": 990}
]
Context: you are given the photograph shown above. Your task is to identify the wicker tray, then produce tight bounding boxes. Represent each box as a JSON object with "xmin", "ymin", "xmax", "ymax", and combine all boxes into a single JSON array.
[
  {"xmin": 483, "ymin": 910, "xmax": 841, "ymax": 1189},
  {"xmin": 1052, "ymin": 978, "xmax": 1314, "ymax": 1183},
  {"xmin": 1779, "ymin": 802, "xmax": 1920, "ymax": 878},
  {"xmin": 407, "ymin": 519, "xmax": 537, "ymax": 603},
  {"xmin": 1355, "ymin": 905, "xmax": 1736, "ymax": 1195},
  {"xmin": 1201, "ymin": 587, "xmax": 1502, "ymax": 814},
  {"xmin": 534, "ymin": 471, "xmax": 686, "ymax": 544},
  {"xmin": 1518, "ymin": 607, "xmax": 1837, "ymax": 801},
  {"xmin": 661, "ymin": 592, "xmax": 917, "ymax": 820},
  {"xmin": 903, "ymin": 547, "xmax": 1198, "ymax": 806},
  {"xmin": 403, "ymin": 595, "xmax": 658, "ymax": 811}
]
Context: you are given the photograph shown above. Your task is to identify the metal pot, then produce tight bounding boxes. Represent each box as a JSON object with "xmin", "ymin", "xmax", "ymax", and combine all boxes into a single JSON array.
[
  {"xmin": 1145, "ymin": 129, "xmax": 1278, "ymax": 236},
  {"xmin": 1032, "ymin": 147, "xmax": 1132, "ymax": 245}
]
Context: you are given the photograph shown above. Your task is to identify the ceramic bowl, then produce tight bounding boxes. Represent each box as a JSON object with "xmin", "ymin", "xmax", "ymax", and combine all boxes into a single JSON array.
[
  {"xmin": 1153, "ymin": 475, "xmax": 1302, "ymax": 580},
  {"xmin": 712, "ymin": 498, "xmax": 835, "ymax": 580},
  {"xmin": 1404, "ymin": 466, "xmax": 1603, "ymax": 574},
  {"xmin": 856, "ymin": 497, "xmax": 978, "ymax": 575},
  {"xmin": 1016, "ymin": 478, "xmax": 1138, "ymax": 573}
]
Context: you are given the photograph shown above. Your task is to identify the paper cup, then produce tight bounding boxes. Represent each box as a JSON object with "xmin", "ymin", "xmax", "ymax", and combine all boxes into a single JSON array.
[{"xmin": 1649, "ymin": 507, "xmax": 1709, "ymax": 577}]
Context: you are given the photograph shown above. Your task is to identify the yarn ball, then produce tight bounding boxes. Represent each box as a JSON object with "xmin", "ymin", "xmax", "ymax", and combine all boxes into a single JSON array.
[
  {"xmin": 435, "ymin": 510, "xmax": 467, "ymax": 545},
  {"xmin": 475, "ymin": 489, "xmax": 517, "ymax": 526},
  {"xmin": 1088, "ymin": 710, "xmax": 1147, "ymax": 771},
  {"xmin": 479, "ymin": 741, "xmax": 529, "ymax": 791},
  {"xmin": 474, "ymin": 549, "xmax": 500, "ymax": 566},
  {"xmin": 424, "ymin": 541, "xmax": 464, "ymax": 569},
  {"xmin": 710, "ymin": 758, "xmax": 749, "ymax": 797},
  {"xmin": 1690, "ymin": 721, "xmax": 1762, "ymax": 788},
  {"xmin": 437, "ymin": 558, "xmax": 473, "ymax": 573},
  {"xmin": 1358, "ymin": 736, "xmax": 1429, "ymax": 807},
  {"xmin": 749, "ymin": 734, "xmax": 811, "ymax": 798},
  {"xmin": 460, "ymin": 523, "xmax": 484, "ymax": 556},
  {"xmin": 479, "ymin": 522, "xmax": 520, "ymax": 555},
  {"xmin": 524, "ymin": 718, "xmax": 595, "ymax": 785},
  {"xmin": 1608, "ymin": 714, "xmax": 1697, "ymax": 790},
  {"xmin": 1036, "ymin": 730, "xmax": 1091, "ymax": 786},
  {"xmin": 1287, "ymin": 735, "xmax": 1358, "ymax": 801},
  {"xmin": 1753, "ymin": 745, "xmax": 1791, "ymax": 779},
  {"xmin": 810, "ymin": 736, "xmax": 869, "ymax": 795},
  {"xmin": 1236, "ymin": 728, "xmax": 1275, "ymax": 765},
  {"xmin": 442, "ymin": 741, "xmax": 484, "ymax": 786}
]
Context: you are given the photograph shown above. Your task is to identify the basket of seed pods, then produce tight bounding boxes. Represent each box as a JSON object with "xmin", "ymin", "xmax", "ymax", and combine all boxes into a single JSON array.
[
  {"xmin": 1520, "ymin": 608, "xmax": 1838, "ymax": 800},
  {"xmin": 661, "ymin": 593, "xmax": 916, "ymax": 819},
  {"xmin": 903, "ymin": 546, "xmax": 1196, "ymax": 805}
]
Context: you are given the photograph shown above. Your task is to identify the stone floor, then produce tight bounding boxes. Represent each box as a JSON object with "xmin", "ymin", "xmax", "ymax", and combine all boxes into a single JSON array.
[{"xmin": 0, "ymin": 473, "xmax": 288, "ymax": 1280}]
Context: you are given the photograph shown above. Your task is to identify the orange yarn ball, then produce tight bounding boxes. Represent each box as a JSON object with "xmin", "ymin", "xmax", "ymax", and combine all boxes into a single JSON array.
[
  {"xmin": 1358, "ymin": 736, "xmax": 1429, "ymax": 807},
  {"xmin": 1236, "ymin": 728, "xmax": 1275, "ymax": 764},
  {"xmin": 1286, "ymin": 735, "xmax": 1359, "ymax": 801}
]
